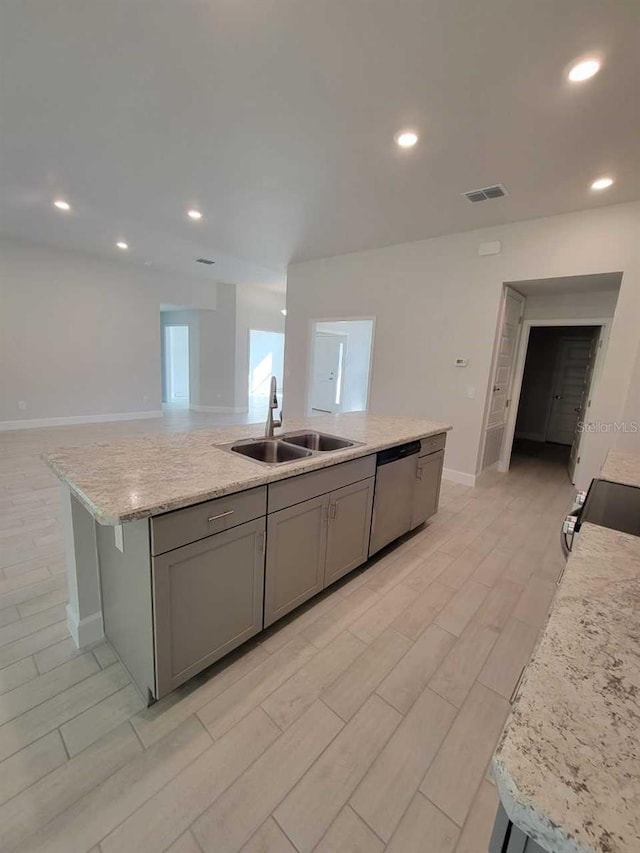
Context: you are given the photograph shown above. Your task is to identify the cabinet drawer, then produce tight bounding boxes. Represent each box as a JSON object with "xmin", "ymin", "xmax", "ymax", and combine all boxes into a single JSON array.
[
  {"xmin": 150, "ymin": 486, "xmax": 267, "ymax": 555},
  {"xmin": 268, "ymin": 455, "xmax": 376, "ymax": 513},
  {"xmin": 420, "ymin": 433, "xmax": 447, "ymax": 456}
]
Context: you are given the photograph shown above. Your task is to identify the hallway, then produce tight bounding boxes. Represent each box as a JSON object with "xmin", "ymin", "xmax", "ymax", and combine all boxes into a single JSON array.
[{"xmin": 0, "ymin": 414, "xmax": 575, "ymax": 853}]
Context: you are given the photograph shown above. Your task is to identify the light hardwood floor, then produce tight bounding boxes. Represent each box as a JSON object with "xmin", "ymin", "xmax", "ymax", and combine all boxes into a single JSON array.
[{"xmin": 0, "ymin": 413, "xmax": 575, "ymax": 853}]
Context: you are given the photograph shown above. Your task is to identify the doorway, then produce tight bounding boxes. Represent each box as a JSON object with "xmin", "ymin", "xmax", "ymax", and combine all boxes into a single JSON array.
[
  {"xmin": 512, "ymin": 325, "xmax": 600, "ymax": 480},
  {"xmin": 163, "ymin": 324, "xmax": 190, "ymax": 405},
  {"xmin": 308, "ymin": 319, "xmax": 375, "ymax": 415},
  {"xmin": 248, "ymin": 329, "xmax": 285, "ymax": 420}
]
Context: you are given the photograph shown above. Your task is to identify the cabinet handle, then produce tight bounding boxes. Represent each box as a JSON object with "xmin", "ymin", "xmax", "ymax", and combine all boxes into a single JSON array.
[
  {"xmin": 256, "ymin": 532, "xmax": 265, "ymax": 553},
  {"xmin": 329, "ymin": 503, "xmax": 337, "ymax": 520},
  {"xmin": 208, "ymin": 509, "xmax": 235, "ymax": 523},
  {"xmin": 416, "ymin": 466, "xmax": 423, "ymax": 480}
]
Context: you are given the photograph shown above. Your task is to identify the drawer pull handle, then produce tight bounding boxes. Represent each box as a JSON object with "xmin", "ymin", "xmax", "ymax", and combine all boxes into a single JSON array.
[
  {"xmin": 208, "ymin": 510, "xmax": 235, "ymax": 523},
  {"xmin": 510, "ymin": 666, "xmax": 526, "ymax": 704}
]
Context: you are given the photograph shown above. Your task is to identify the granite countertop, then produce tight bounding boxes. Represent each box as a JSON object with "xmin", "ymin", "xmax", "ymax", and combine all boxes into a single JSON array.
[
  {"xmin": 493, "ymin": 522, "xmax": 640, "ymax": 853},
  {"xmin": 43, "ymin": 413, "xmax": 450, "ymax": 525},
  {"xmin": 600, "ymin": 448, "xmax": 640, "ymax": 489}
]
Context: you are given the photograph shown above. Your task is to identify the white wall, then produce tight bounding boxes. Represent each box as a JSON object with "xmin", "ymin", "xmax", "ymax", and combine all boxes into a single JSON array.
[
  {"xmin": 285, "ymin": 202, "xmax": 640, "ymax": 489},
  {"xmin": 616, "ymin": 335, "xmax": 640, "ymax": 453},
  {"xmin": 314, "ymin": 320, "xmax": 373, "ymax": 412},
  {"xmin": 235, "ymin": 284, "xmax": 286, "ymax": 412},
  {"xmin": 0, "ymin": 238, "xmax": 218, "ymax": 425},
  {"xmin": 197, "ymin": 285, "xmax": 237, "ymax": 411},
  {"xmin": 523, "ymin": 289, "xmax": 620, "ymax": 321}
]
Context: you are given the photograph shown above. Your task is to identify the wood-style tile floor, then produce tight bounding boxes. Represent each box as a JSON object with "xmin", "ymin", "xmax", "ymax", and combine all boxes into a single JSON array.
[{"xmin": 0, "ymin": 412, "xmax": 575, "ymax": 853}]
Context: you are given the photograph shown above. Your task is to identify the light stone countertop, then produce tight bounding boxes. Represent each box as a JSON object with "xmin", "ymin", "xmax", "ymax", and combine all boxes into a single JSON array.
[
  {"xmin": 493, "ymin": 522, "xmax": 640, "ymax": 853},
  {"xmin": 43, "ymin": 413, "xmax": 450, "ymax": 525},
  {"xmin": 600, "ymin": 448, "xmax": 640, "ymax": 489}
]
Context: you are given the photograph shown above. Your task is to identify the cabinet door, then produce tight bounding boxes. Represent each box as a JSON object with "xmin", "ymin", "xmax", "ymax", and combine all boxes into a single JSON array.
[
  {"xmin": 411, "ymin": 449, "xmax": 444, "ymax": 529},
  {"xmin": 324, "ymin": 477, "xmax": 375, "ymax": 588},
  {"xmin": 265, "ymin": 494, "xmax": 329, "ymax": 627},
  {"xmin": 488, "ymin": 803, "xmax": 511, "ymax": 853},
  {"xmin": 153, "ymin": 518, "xmax": 265, "ymax": 698}
]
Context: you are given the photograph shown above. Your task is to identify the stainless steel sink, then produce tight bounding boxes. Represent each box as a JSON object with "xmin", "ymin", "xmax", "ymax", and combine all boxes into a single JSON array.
[
  {"xmin": 225, "ymin": 439, "xmax": 312, "ymax": 465},
  {"xmin": 217, "ymin": 430, "xmax": 362, "ymax": 466},
  {"xmin": 281, "ymin": 431, "xmax": 358, "ymax": 451}
]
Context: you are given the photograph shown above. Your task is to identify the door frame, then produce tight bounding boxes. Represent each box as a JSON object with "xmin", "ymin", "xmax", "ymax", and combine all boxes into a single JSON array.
[
  {"xmin": 500, "ymin": 317, "xmax": 611, "ymax": 481},
  {"xmin": 306, "ymin": 316, "xmax": 376, "ymax": 416}
]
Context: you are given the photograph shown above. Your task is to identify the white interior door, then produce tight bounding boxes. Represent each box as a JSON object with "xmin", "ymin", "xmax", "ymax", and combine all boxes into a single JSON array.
[
  {"xmin": 311, "ymin": 333, "xmax": 346, "ymax": 413},
  {"xmin": 481, "ymin": 287, "xmax": 525, "ymax": 469}
]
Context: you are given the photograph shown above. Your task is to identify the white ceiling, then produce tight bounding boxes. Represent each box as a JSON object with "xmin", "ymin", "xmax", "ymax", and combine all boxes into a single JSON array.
[
  {"xmin": 1, "ymin": 1, "xmax": 639, "ymax": 291},
  {"xmin": 509, "ymin": 272, "xmax": 623, "ymax": 296}
]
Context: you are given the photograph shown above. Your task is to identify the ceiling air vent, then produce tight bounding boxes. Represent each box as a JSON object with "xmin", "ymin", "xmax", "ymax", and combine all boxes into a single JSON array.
[
  {"xmin": 195, "ymin": 257, "xmax": 215, "ymax": 265},
  {"xmin": 463, "ymin": 184, "xmax": 508, "ymax": 203}
]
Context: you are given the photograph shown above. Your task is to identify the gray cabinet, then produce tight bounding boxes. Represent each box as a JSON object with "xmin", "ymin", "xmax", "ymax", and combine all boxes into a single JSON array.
[
  {"xmin": 265, "ymin": 476, "xmax": 375, "ymax": 626},
  {"xmin": 152, "ymin": 517, "xmax": 265, "ymax": 697},
  {"xmin": 325, "ymin": 478, "xmax": 375, "ymax": 587},
  {"xmin": 411, "ymin": 448, "xmax": 444, "ymax": 529},
  {"xmin": 489, "ymin": 803, "xmax": 546, "ymax": 853},
  {"xmin": 264, "ymin": 494, "xmax": 329, "ymax": 627}
]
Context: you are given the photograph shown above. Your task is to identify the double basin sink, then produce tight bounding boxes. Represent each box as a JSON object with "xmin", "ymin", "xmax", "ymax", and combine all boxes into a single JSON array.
[{"xmin": 219, "ymin": 430, "xmax": 362, "ymax": 466}]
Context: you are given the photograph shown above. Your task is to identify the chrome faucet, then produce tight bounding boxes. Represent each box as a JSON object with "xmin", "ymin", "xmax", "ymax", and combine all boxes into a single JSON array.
[{"xmin": 264, "ymin": 375, "xmax": 282, "ymax": 438}]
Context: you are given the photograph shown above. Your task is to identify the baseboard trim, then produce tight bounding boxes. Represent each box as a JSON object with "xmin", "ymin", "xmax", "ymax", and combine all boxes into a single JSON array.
[
  {"xmin": 66, "ymin": 605, "xmax": 104, "ymax": 649},
  {"xmin": 443, "ymin": 467, "xmax": 477, "ymax": 487},
  {"xmin": 191, "ymin": 405, "xmax": 249, "ymax": 414},
  {"xmin": 0, "ymin": 410, "xmax": 162, "ymax": 432}
]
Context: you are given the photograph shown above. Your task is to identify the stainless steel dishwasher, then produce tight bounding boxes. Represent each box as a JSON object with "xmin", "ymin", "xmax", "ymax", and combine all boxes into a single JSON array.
[{"xmin": 369, "ymin": 440, "xmax": 421, "ymax": 556}]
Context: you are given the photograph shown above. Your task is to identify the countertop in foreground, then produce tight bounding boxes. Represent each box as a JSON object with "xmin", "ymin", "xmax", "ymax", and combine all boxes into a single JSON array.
[
  {"xmin": 600, "ymin": 448, "xmax": 640, "ymax": 489},
  {"xmin": 43, "ymin": 413, "xmax": 450, "ymax": 525},
  {"xmin": 493, "ymin": 522, "xmax": 640, "ymax": 853}
]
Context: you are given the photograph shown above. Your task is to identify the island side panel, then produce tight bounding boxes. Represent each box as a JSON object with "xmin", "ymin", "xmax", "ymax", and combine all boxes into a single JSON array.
[
  {"xmin": 61, "ymin": 486, "xmax": 104, "ymax": 647},
  {"xmin": 96, "ymin": 518, "xmax": 156, "ymax": 702}
]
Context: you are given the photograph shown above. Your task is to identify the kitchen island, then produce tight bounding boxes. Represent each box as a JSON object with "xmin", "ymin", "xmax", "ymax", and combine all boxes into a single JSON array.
[
  {"xmin": 44, "ymin": 413, "xmax": 450, "ymax": 703},
  {"xmin": 491, "ymin": 450, "xmax": 640, "ymax": 853}
]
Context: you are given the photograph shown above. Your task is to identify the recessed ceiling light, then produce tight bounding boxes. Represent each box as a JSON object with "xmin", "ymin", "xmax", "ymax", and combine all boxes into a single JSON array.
[
  {"xmin": 590, "ymin": 176, "xmax": 614, "ymax": 191},
  {"xmin": 116, "ymin": 241, "xmax": 129, "ymax": 250},
  {"xmin": 568, "ymin": 58, "xmax": 601, "ymax": 82},
  {"xmin": 281, "ymin": 308, "xmax": 287, "ymax": 316},
  {"xmin": 187, "ymin": 209, "xmax": 203, "ymax": 220},
  {"xmin": 53, "ymin": 199, "xmax": 71, "ymax": 211},
  {"xmin": 395, "ymin": 130, "xmax": 418, "ymax": 149}
]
